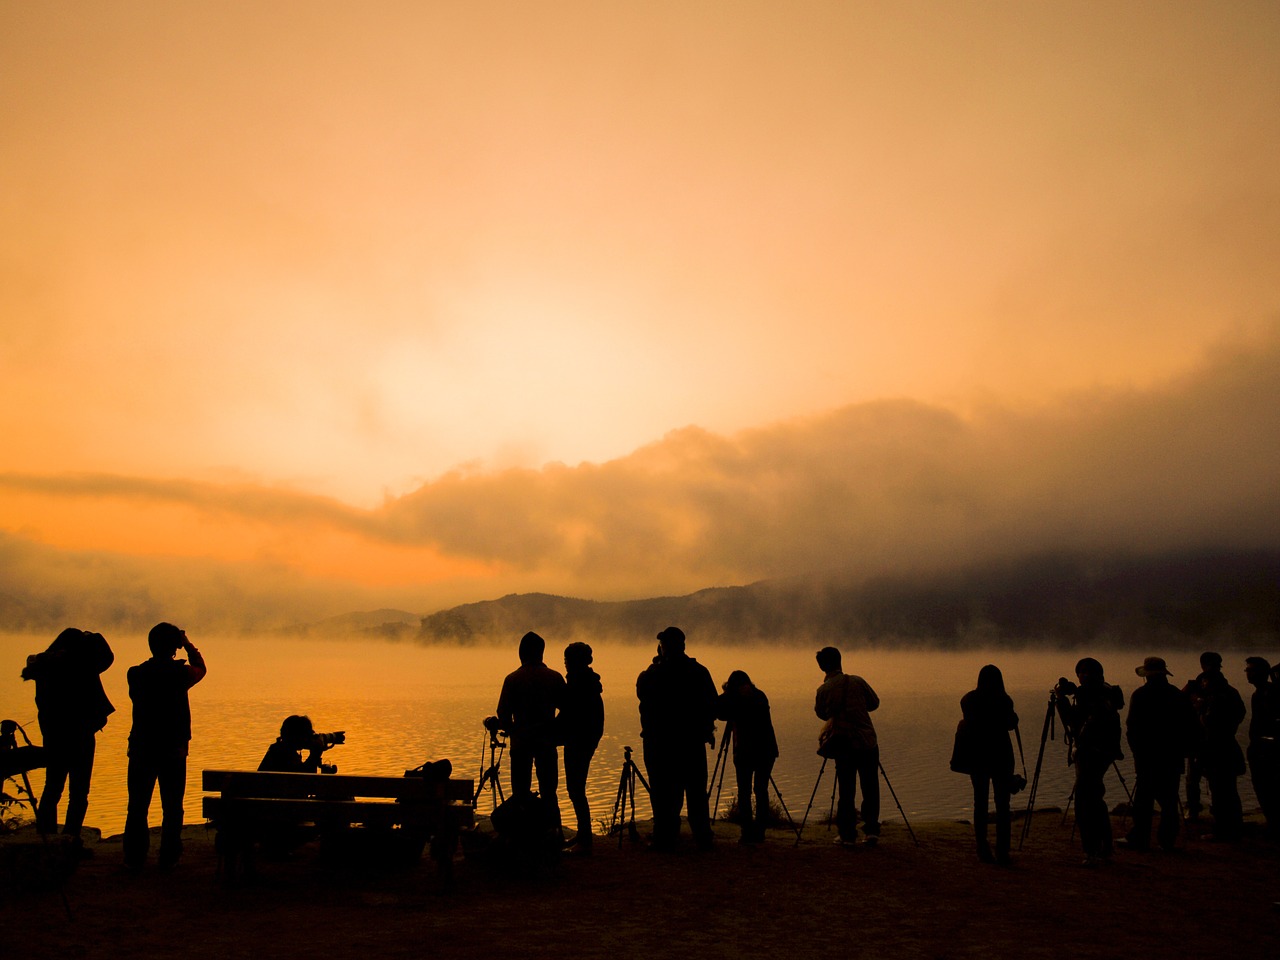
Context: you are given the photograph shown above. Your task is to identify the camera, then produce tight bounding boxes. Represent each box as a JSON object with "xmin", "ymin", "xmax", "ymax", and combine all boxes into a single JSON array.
[
  {"xmin": 314, "ymin": 731, "xmax": 345, "ymax": 749},
  {"xmin": 1009, "ymin": 773, "xmax": 1028, "ymax": 795},
  {"xmin": 483, "ymin": 716, "xmax": 506, "ymax": 736},
  {"xmin": 1054, "ymin": 677, "xmax": 1078, "ymax": 697}
]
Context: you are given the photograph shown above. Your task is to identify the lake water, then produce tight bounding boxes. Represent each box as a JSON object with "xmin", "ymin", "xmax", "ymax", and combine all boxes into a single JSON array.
[{"xmin": 0, "ymin": 634, "xmax": 1263, "ymax": 838}]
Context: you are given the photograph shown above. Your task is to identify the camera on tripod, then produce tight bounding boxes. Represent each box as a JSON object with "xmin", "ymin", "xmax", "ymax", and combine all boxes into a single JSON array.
[
  {"xmin": 482, "ymin": 716, "xmax": 507, "ymax": 741},
  {"xmin": 1052, "ymin": 677, "xmax": 1078, "ymax": 699}
]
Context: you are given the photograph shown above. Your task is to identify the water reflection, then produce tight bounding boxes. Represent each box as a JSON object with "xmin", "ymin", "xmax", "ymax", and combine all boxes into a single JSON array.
[{"xmin": 0, "ymin": 633, "xmax": 1261, "ymax": 837}]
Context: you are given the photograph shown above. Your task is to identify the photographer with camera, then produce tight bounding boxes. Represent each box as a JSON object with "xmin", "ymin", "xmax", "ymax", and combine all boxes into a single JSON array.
[
  {"xmin": 1054, "ymin": 657, "xmax": 1124, "ymax": 867},
  {"xmin": 957, "ymin": 665, "xmax": 1019, "ymax": 865},
  {"xmin": 1121, "ymin": 657, "xmax": 1198, "ymax": 853},
  {"xmin": 258, "ymin": 715, "xmax": 344, "ymax": 774}
]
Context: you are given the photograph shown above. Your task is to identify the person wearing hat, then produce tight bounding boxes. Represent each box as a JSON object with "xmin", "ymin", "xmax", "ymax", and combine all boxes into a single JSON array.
[
  {"xmin": 636, "ymin": 626, "xmax": 718, "ymax": 851},
  {"xmin": 1244, "ymin": 656, "xmax": 1279, "ymax": 839},
  {"xmin": 1054, "ymin": 657, "xmax": 1124, "ymax": 865},
  {"xmin": 1121, "ymin": 657, "xmax": 1198, "ymax": 852}
]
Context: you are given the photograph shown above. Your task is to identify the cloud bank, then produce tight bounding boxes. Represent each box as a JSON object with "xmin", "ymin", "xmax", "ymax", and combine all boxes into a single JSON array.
[{"xmin": 2, "ymin": 327, "xmax": 1278, "ymax": 632}]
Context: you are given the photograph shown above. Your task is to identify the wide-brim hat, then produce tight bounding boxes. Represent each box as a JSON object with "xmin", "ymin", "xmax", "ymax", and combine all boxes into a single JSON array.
[{"xmin": 1135, "ymin": 656, "xmax": 1172, "ymax": 677}]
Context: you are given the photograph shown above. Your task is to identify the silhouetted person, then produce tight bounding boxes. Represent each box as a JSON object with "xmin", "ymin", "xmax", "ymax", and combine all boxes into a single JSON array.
[
  {"xmin": 251, "ymin": 715, "xmax": 341, "ymax": 861},
  {"xmin": 1192, "ymin": 651, "xmax": 1246, "ymax": 841},
  {"xmin": 636, "ymin": 626, "xmax": 718, "ymax": 851},
  {"xmin": 558, "ymin": 642, "xmax": 604, "ymax": 855},
  {"xmin": 1123, "ymin": 657, "xmax": 1197, "ymax": 852},
  {"xmin": 496, "ymin": 631, "xmax": 566, "ymax": 828},
  {"xmin": 123, "ymin": 623, "xmax": 207, "ymax": 870},
  {"xmin": 814, "ymin": 646, "xmax": 880, "ymax": 846},
  {"xmin": 716, "ymin": 670, "xmax": 779, "ymax": 843},
  {"xmin": 1055, "ymin": 657, "xmax": 1123, "ymax": 866},
  {"xmin": 21, "ymin": 628, "xmax": 115, "ymax": 856},
  {"xmin": 1245, "ymin": 657, "xmax": 1280, "ymax": 839},
  {"xmin": 959, "ymin": 664, "xmax": 1017, "ymax": 864},
  {"xmin": 1180, "ymin": 651, "xmax": 1219, "ymax": 820},
  {"xmin": 259, "ymin": 715, "xmax": 343, "ymax": 773}
]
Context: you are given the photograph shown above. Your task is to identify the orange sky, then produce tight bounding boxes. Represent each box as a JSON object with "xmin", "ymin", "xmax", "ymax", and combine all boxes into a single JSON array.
[{"xmin": 2, "ymin": 2, "xmax": 1278, "ymax": 626}]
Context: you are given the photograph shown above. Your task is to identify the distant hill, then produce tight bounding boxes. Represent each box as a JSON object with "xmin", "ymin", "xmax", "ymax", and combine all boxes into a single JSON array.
[{"xmin": 413, "ymin": 549, "xmax": 1280, "ymax": 649}]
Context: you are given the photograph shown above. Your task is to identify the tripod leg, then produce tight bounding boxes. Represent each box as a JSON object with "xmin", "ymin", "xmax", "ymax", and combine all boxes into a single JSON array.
[
  {"xmin": 711, "ymin": 738, "xmax": 731, "ymax": 823},
  {"xmin": 770, "ymin": 775, "xmax": 801, "ymax": 841},
  {"xmin": 795, "ymin": 758, "xmax": 828, "ymax": 846},
  {"xmin": 1019, "ymin": 697, "xmax": 1056, "ymax": 850},
  {"xmin": 878, "ymin": 761, "xmax": 918, "ymax": 846}
]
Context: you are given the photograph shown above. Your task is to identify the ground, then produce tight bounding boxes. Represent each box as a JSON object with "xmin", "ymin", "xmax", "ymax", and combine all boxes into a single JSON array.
[{"xmin": 4, "ymin": 812, "xmax": 1278, "ymax": 960}]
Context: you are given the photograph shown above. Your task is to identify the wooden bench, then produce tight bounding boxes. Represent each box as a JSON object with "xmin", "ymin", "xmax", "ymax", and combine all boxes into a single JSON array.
[{"xmin": 202, "ymin": 769, "xmax": 474, "ymax": 881}]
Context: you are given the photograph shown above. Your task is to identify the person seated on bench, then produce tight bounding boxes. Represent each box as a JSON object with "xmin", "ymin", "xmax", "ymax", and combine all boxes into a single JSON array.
[
  {"xmin": 258, "ymin": 715, "xmax": 344, "ymax": 774},
  {"xmin": 247, "ymin": 715, "xmax": 343, "ymax": 860}
]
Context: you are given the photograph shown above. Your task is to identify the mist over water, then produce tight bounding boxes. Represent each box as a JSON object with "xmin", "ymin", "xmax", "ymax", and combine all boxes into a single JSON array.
[{"xmin": 1, "ymin": 634, "xmax": 1263, "ymax": 838}]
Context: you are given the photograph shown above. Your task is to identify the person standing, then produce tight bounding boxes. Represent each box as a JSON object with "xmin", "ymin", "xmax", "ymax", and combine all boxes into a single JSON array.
[
  {"xmin": 495, "ymin": 631, "xmax": 566, "ymax": 826},
  {"xmin": 21, "ymin": 628, "xmax": 115, "ymax": 856},
  {"xmin": 716, "ymin": 670, "xmax": 780, "ymax": 843},
  {"xmin": 123, "ymin": 622, "xmax": 207, "ymax": 871},
  {"xmin": 958, "ymin": 664, "xmax": 1018, "ymax": 864},
  {"xmin": 558, "ymin": 641, "xmax": 604, "ymax": 855},
  {"xmin": 1055, "ymin": 657, "xmax": 1123, "ymax": 866},
  {"xmin": 1123, "ymin": 657, "xmax": 1197, "ymax": 852},
  {"xmin": 814, "ymin": 646, "xmax": 881, "ymax": 847},
  {"xmin": 1180, "ymin": 651, "xmax": 1219, "ymax": 820},
  {"xmin": 636, "ymin": 626, "xmax": 718, "ymax": 851},
  {"xmin": 1193, "ymin": 652, "xmax": 1246, "ymax": 842},
  {"xmin": 1244, "ymin": 657, "xmax": 1280, "ymax": 839}
]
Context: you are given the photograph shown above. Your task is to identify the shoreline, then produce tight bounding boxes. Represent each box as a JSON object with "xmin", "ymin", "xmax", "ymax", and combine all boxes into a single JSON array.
[{"xmin": 5, "ymin": 813, "xmax": 1278, "ymax": 960}]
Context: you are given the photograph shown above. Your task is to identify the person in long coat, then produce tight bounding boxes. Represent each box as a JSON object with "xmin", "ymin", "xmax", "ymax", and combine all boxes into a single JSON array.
[{"xmin": 959, "ymin": 664, "xmax": 1018, "ymax": 864}]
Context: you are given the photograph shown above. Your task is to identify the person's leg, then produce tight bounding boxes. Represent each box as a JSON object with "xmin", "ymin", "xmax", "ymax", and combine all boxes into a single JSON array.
[
  {"xmin": 62, "ymin": 732, "xmax": 96, "ymax": 838},
  {"xmin": 733, "ymin": 761, "xmax": 753, "ymax": 835},
  {"xmin": 508, "ymin": 747, "xmax": 533, "ymax": 797},
  {"xmin": 992, "ymin": 776, "xmax": 1011, "ymax": 862},
  {"xmin": 124, "ymin": 753, "xmax": 158, "ymax": 868},
  {"xmin": 1075, "ymin": 758, "xmax": 1111, "ymax": 860},
  {"xmin": 857, "ymin": 747, "xmax": 881, "ymax": 838},
  {"xmin": 642, "ymin": 740, "xmax": 678, "ymax": 848},
  {"xmin": 1126, "ymin": 759, "xmax": 1154, "ymax": 849},
  {"xmin": 157, "ymin": 754, "xmax": 187, "ymax": 867},
  {"xmin": 1185, "ymin": 756, "xmax": 1203, "ymax": 817},
  {"xmin": 1153, "ymin": 761, "xmax": 1182, "ymax": 850},
  {"xmin": 534, "ymin": 745, "xmax": 562, "ymax": 829},
  {"xmin": 753, "ymin": 758, "xmax": 774, "ymax": 840},
  {"xmin": 971, "ymin": 774, "xmax": 992, "ymax": 860},
  {"xmin": 683, "ymin": 739, "xmax": 713, "ymax": 848},
  {"xmin": 833, "ymin": 756, "xmax": 856, "ymax": 842},
  {"xmin": 36, "ymin": 736, "xmax": 69, "ymax": 836},
  {"xmin": 1207, "ymin": 767, "xmax": 1242, "ymax": 840},
  {"xmin": 563, "ymin": 744, "xmax": 593, "ymax": 845}
]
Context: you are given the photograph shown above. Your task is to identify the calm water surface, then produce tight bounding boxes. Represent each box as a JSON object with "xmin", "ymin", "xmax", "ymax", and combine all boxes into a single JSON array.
[{"xmin": 0, "ymin": 634, "xmax": 1263, "ymax": 838}]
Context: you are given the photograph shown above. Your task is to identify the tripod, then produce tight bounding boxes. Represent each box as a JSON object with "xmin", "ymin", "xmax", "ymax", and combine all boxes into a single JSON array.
[
  {"xmin": 795, "ymin": 755, "xmax": 918, "ymax": 846},
  {"xmin": 1019, "ymin": 694, "xmax": 1062, "ymax": 849},
  {"xmin": 472, "ymin": 723, "xmax": 508, "ymax": 814},
  {"xmin": 709, "ymin": 724, "xmax": 801, "ymax": 840},
  {"xmin": 608, "ymin": 745, "xmax": 652, "ymax": 844}
]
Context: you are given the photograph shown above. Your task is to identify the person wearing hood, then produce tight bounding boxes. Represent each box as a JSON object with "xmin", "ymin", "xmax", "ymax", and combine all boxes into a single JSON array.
[
  {"xmin": 21, "ymin": 628, "xmax": 115, "ymax": 854},
  {"xmin": 558, "ymin": 641, "xmax": 604, "ymax": 854},
  {"xmin": 496, "ymin": 631, "xmax": 566, "ymax": 825}
]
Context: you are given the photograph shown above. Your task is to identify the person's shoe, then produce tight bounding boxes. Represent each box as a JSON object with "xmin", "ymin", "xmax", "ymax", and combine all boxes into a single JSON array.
[
  {"xmin": 862, "ymin": 835, "xmax": 878, "ymax": 849},
  {"xmin": 977, "ymin": 845, "xmax": 996, "ymax": 864},
  {"xmin": 1116, "ymin": 837, "xmax": 1150, "ymax": 852},
  {"xmin": 833, "ymin": 835, "xmax": 855, "ymax": 847}
]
